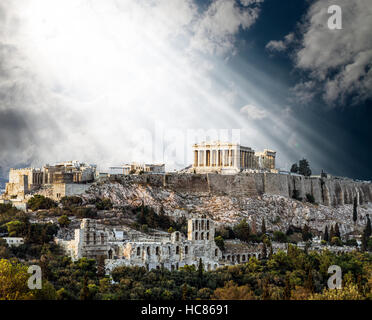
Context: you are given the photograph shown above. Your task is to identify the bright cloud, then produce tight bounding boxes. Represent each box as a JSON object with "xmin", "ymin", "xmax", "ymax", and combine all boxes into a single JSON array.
[
  {"xmin": 0, "ymin": 0, "xmax": 265, "ymax": 172},
  {"xmin": 240, "ymin": 104, "xmax": 268, "ymax": 119},
  {"xmin": 288, "ymin": 0, "xmax": 372, "ymax": 105}
]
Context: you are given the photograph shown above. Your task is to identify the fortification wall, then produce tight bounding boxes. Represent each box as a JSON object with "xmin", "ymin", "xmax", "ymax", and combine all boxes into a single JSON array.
[{"xmin": 116, "ymin": 173, "xmax": 372, "ymax": 207}]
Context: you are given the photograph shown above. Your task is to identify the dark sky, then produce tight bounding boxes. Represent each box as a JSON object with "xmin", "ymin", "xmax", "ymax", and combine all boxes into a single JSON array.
[{"xmin": 227, "ymin": 0, "xmax": 372, "ymax": 180}]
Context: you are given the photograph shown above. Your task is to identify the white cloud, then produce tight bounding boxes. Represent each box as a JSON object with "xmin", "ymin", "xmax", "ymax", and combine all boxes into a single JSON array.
[
  {"xmin": 293, "ymin": 0, "xmax": 372, "ymax": 105},
  {"xmin": 265, "ymin": 40, "xmax": 286, "ymax": 52},
  {"xmin": 240, "ymin": 104, "xmax": 268, "ymax": 119},
  {"xmin": 0, "ymin": 0, "xmax": 265, "ymax": 171},
  {"xmin": 190, "ymin": 0, "xmax": 263, "ymax": 55},
  {"xmin": 265, "ymin": 32, "xmax": 294, "ymax": 52}
]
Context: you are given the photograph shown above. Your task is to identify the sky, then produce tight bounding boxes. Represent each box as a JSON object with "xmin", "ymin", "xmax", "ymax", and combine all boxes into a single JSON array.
[{"xmin": 0, "ymin": 0, "xmax": 371, "ymax": 180}]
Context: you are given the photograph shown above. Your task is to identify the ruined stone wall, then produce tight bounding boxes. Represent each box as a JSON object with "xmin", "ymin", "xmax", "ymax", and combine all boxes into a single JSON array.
[{"xmin": 115, "ymin": 173, "xmax": 372, "ymax": 207}]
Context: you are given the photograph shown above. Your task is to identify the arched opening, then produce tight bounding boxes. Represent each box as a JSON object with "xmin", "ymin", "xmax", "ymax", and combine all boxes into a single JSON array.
[
  {"xmin": 176, "ymin": 263, "xmax": 179, "ymax": 270},
  {"xmin": 156, "ymin": 247, "xmax": 160, "ymax": 255},
  {"xmin": 171, "ymin": 265, "xmax": 175, "ymax": 271},
  {"xmin": 227, "ymin": 255, "xmax": 231, "ymax": 261},
  {"xmin": 101, "ymin": 234, "xmax": 105, "ymax": 244},
  {"xmin": 176, "ymin": 246, "xmax": 180, "ymax": 254},
  {"xmin": 168, "ymin": 246, "xmax": 171, "ymax": 255},
  {"xmin": 242, "ymin": 255, "xmax": 246, "ymax": 262},
  {"xmin": 108, "ymin": 249, "xmax": 113, "ymax": 259},
  {"xmin": 176, "ymin": 232, "xmax": 179, "ymax": 242},
  {"xmin": 201, "ymin": 220, "xmax": 204, "ymax": 229},
  {"xmin": 137, "ymin": 247, "xmax": 141, "ymax": 256},
  {"xmin": 200, "ymin": 232, "xmax": 204, "ymax": 240},
  {"xmin": 156, "ymin": 265, "xmax": 160, "ymax": 270},
  {"xmin": 258, "ymin": 254, "xmax": 261, "ymax": 259},
  {"xmin": 232, "ymin": 255, "xmax": 235, "ymax": 263},
  {"xmin": 195, "ymin": 232, "xmax": 198, "ymax": 240},
  {"xmin": 185, "ymin": 246, "xmax": 188, "ymax": 255},
  {"xmin": 207, "ymin": 220, "xmax": 210, "ymax": 230},
  {"xmin": 215, "ymin": 248, "xmax": 218, "ymax": 257},
  {"xmin": 147, "ymin": 247, "xmax": 151, "ymax": 255},
  {"xmin": 206, "ymin": 232, "xmax": 209, "ymax": 240},
  {"xmin": 207, "ymin": 264, "xmax": 211, "ymax": 271},
  {"xmin": 237, "ymin": 255, "xmax": 240, "ymax": 263},
  {"xmin": 86, "ymin": 233, "xmax": 90, "ymax": 244}
]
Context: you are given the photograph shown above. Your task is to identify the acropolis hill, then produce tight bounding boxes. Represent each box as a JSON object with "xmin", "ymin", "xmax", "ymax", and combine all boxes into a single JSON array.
[{"xmin": 1, "ymin": 142, "xmax": 371, "ymax": 240}]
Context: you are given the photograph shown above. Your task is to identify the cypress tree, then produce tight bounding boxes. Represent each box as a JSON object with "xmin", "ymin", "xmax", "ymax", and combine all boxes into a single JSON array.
[
  {"xmin": 261, "ymin": 242, "xmax": 267, "ymax": 259},
  {"xmin": 329, "ymin": 225, "xmax": 335, "ymax": 240},
  {"xmin": 261, "ymin": 218, "xmax": 266, "ymax": 235},
  {"xmin": 366, "ymin": 214, "xmax": 371, "ymax": 238},
  {"xmin": 335, "ymin": 223, "xmax": 341, "ymax": 238},
  {"xmin": 323, "ymin": 225, "xmax": 329, "ymax": 242},
  {"xmin": 353, "ymin": 197, "xmax": 358, "ymax": 223},
  {"xmin": 197, "ymin": 258, "xmax": 204, "ymax": 287}
]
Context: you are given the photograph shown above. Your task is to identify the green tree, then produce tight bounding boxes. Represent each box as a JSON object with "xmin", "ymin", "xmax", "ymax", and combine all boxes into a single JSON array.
[
  {"xmin": 290, "ymin": 163, "xmax": 299, "ymax": 173},
  {"xmin": 334, "ymin": 223, "xmax": 341, "ymax": 239},
  {"xmin": 214, "ymin": 236, "xmax": 225, "ymax": 251},
  {"xmin": 0, "ymin": 259, "xmax": 34, "ymax": 300},
  {"xmin": 27, "ymin": 195, "xmax": 57, "ymax": 211},
  {"xmin": 261, "ymin": 218, "xmax": 266, "ymax": 235},
  {"xmin": 323, "ymin": 225, "xmax": 329, "ymax": 242},
  {"xmin": 329, "ymin": 225, "xmax": 335, "ymax": 240},
  {"xmin": 302, "ymin": 224, "xmax": 312, "ymax": 242},
  {"xmin": 233, "ymin": 219, "xmax": 250, "ymax": 242},
  {"xmin": 298, "ymin": 158, "xmax": 312, "ymax": 176},
  {"xmin": 353, "ymin": 197, "xmax": 358, "ymax": 223},
  {"xmin": 366, "ymin": 214, "xmax": 371, "ymax": 238},
  {"xmin": 58, "ymin": 215, "xmax": 71, "ymax": 228}
]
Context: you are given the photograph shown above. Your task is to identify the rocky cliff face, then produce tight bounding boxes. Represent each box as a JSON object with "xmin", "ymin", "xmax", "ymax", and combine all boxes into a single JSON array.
[{"xmin": 81, "ymin": 174, "xmax": 372, "ymax": 237}]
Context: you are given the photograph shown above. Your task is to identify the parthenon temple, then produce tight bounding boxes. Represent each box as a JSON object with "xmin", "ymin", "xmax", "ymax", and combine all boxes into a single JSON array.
[{"xmin": 192, "ymin": 141, "xmax": 276, "ymax": 173}]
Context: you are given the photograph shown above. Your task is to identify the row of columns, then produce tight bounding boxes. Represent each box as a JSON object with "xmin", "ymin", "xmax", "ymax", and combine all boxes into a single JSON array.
[
  {"xmin": 240, "ymin": 150, "xmax": 255, "ymax": 169},
  {"xmin": 194, "ymin": 149, "xmax": 238, "ymax": 168}
]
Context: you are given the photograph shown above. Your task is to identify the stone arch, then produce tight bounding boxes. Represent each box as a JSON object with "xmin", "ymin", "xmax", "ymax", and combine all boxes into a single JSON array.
[
  {"xmin": 171, "ymin": 265, "xmax": 175, "ymax": 271},
  {"xmin": 168, "ymin": 246, "xmax": 171, "ymax": 255},
  {"xmin": 200, "ymin": 232, "xmax": 204, "ymax": 240},
  {"xmin": 156, "ymin": 265, "xmax": 160, "ymax": 270},
  {"xmin": 237, "ymin": 254, "xmax": 240, "ymax": 263},
  {"xmin": 108, "ymin": 249, "xmax": 113, "ymax": 259},
  {"xmin": 176, "ymin": 232, "xmax": 180, "ymax": 242},
  {"xmin": 176, "ymin": 263, "xmax": 179, "ymax": 270},
  {"xmin": 214, "ymin": 264, "xmax": 218, "ymax": 270},
  {"xmin": 147, "ymin": 246, "xmax": 151, "ymax": 255},
  {"xmin": 176, "ymin": 246, "xmax": 180, "ymax": 254},
  {"xmin": 207, "ymin": 220, "xmax": 210, "ymax": 230},
  {"xmin": 206, "ymin": 232, "xmax": 209, "ymax": 240},
  {"xmin": 195, "ymin": 232, "xmax": 198, "ymax": 240},
  {"xmin": 258, "ymin": 253, "xmax": 261, "ymax": 259},
  {"xmin": 215, "ymin": 248, "xmax": 218, "ymax": 257},
  {"xmin": 207, "ymin": 264, "xmax": 211, "ymax": 271},
  {"xmin": 232, "ymin": 255, "xmax": 235, "ymax": 263},
  {"xmin": 156, "ymin": 247, "xmax": 160, "ymax": 255},
  {"xmin": 242, "ymin": 255, "xmax": 246, "ymax": 262},
  {"xmin": 227, "ymin": 255, "xmax": 231, "ymax": 261},
  {"xmin": 184, "ymin": 246, "xmax": 188, "ymax": 255}
]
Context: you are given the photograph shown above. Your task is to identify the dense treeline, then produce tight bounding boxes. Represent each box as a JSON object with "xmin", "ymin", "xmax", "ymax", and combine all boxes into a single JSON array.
[{"xmin": 1, "ymin": 247, "xmax": 371, "ymax": 300}]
